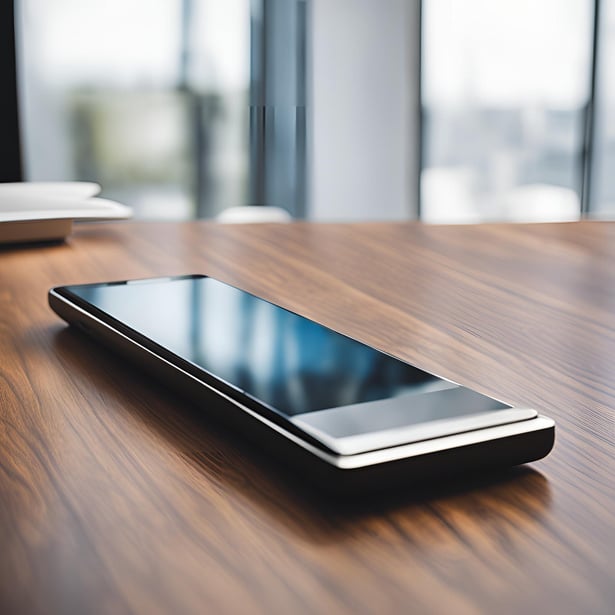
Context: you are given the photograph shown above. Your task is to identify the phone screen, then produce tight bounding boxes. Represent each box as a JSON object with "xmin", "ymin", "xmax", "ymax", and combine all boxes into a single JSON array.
[{"xmin": 62, "ymin": 276, "xmax": 516, "ymax": 451}]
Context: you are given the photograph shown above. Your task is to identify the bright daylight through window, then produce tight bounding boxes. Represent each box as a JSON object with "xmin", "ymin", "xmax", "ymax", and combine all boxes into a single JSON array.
[{"xmin": 421, "ymin": 0, "xmax": 593, "ymax": 222}]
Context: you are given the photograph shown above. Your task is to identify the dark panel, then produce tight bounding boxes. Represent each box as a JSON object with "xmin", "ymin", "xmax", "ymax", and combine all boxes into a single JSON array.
[{"xmin": 0, "ymin": 1, "xmax": 22, "ymax": 182}]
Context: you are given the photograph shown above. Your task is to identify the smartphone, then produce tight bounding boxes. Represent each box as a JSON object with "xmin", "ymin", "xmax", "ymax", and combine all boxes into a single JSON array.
[{"xmin": 49, "ymin": 275, "xmax": 554, "ymax": 493}]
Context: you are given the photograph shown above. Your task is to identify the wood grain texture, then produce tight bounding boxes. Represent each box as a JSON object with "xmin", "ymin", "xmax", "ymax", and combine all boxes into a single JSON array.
[{"xmin": 1, "ymin": 220, "xmax": 614, "ymax": 614}]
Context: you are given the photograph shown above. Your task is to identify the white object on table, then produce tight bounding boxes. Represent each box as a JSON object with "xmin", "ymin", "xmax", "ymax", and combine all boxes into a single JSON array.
[
  {"xmin": 0, "ymin": 182, "xmax": 132, "ymax": 244},
  {"xmin": 216, "ymin": 206, "xmax": 292, "ymax": 224}
]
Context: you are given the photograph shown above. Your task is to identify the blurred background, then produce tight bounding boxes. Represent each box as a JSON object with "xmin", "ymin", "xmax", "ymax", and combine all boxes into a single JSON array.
[{"xmin": 6, "ymin": 0, "xmax": 615, "ymax": 222}]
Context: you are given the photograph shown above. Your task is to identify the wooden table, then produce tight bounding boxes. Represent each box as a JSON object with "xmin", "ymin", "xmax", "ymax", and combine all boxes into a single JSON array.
[{"xmin": 1, "ymin": 220, "xmax": 614, "ymax": 614}]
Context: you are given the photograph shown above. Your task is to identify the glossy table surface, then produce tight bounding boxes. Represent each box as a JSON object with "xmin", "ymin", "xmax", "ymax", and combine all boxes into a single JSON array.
[{"xmin": 1, "ymin": 220, "xmax": 614, "ymax": 614}]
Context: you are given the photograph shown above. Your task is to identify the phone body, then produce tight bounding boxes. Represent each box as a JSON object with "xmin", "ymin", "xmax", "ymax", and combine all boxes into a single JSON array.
[{"xmin": 49, "ymin": 275, "xmax": 554, "ymax": 493}]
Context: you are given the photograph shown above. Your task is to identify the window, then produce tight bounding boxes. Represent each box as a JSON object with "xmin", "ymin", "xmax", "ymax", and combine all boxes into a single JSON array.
[
  {"xmin": 17, "ymin": 0, "xmax": 250, "ymax": 219},
  {"xmin": 421, "ymin": 0, "xmax": 594, "ymax": 223},
  {"xmin": 17, "ymin": 1, "xmax": 609, "ymax": 223}
]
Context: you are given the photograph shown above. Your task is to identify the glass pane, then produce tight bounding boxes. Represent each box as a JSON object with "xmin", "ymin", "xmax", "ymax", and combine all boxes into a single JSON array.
[
  {"xmin": 421, "ymin": 0, "xmax": 593, "ymax": 223},
  {"xmin": 17, "ymin": 0, "xmax": 250, "ymax": 219}
]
